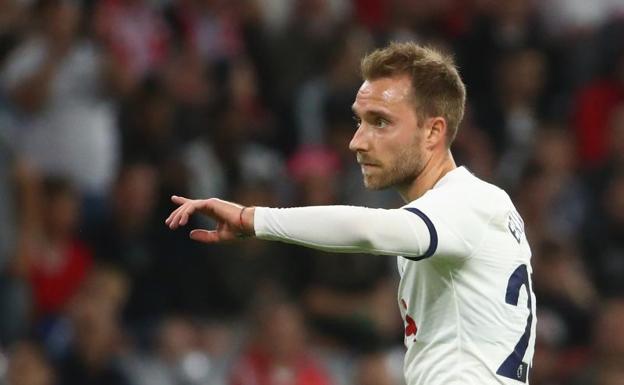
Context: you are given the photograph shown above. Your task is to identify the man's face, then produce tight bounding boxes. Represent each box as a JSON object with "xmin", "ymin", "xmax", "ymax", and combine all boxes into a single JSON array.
[{"xmin": 350, "ymin": 75, "xmax": 427, "ymax": 190}]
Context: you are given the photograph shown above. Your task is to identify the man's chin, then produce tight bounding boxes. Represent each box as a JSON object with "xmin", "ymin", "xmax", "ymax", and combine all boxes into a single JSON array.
[{"xmin": 363, "ymin": 177, "xmax": 390, "ymax": 191}]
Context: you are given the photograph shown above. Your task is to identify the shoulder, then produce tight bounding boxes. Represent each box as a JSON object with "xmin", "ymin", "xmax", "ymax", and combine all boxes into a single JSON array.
[
  {"xmin": 402, "ymin": 168, "xmax": 513, "ymax": 259},
  {"xmin": 409, "ymin": 167, "xmax": 512, "ymax": 216},
  {"xmin": 403, "ymin": 167, "xmax": 518, "ymax": 247}
]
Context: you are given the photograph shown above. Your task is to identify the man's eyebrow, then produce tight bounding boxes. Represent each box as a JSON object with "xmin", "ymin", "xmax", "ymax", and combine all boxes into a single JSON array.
[
  {"xmin": 355, "ymin": 108, "xmax": 392, "ymax": 118},
  {"xmin": 352, "ymin": 102, "xmax": 394, "ymax": 118}
]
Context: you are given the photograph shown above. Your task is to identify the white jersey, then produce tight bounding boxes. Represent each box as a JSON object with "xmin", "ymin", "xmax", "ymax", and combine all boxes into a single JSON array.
[
  {"xmin": 398, "ymin": 167, "xmax": 535, "ymax": 385},
  {"xmin": 254, "ymin": 166, "xmax": 535, "ymax": 385}
]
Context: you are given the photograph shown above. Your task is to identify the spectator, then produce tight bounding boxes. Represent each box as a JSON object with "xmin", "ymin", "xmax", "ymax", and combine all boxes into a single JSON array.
[
  {"xmin": 585, "ymin": 103, "xmax": 624, "ymax": 203},
  {"xmin": 22, "ymin": 177, "xmax": 93, "ymax": 320},
  {"xmin": 93, "ymin": 0, "xmax": 170, "ymax": 87},
  {"xmin": 1, "ymin": 0, "xmax": 120, "ymax": 196},
  {"xmin": 6, "ymin": 340, "xmax": 55, "ymax": 385},
  {"xmin": 531, "ymin": 126, "xmax": 588, "ymax": 239},
  {"xmin": 478, "ymin": 48, "xmax": 548, "ymax": 186},
  {"xmin": 457, "ymin": 0, "xmax": 547, "ymax": 102},
  {"xmin": 0, "ymin": 0, "xmax": 29, "ymax": 67},
  {"xmin": 531, "ymin": 239, "xmax": 596, "ymax": 351},
  {"xmin": 573, "ymin": 49, "xmax": 624, "ymax": 168},
  {"xmin": 0, "ymin": 155, "xmax": 39, "ymax": 344},
  {"xmin": 571, "ymin": 300, "xmax": 624, "ymax": 385},
  {"xmin": 583, "ymin": 171, "xmax": 624, "ymax": 296},
  {"xmin": 88, "ymin": 162, "xmax": 164, "ymax": 322},
  {"xmin": 164, "ymin": 0, "xmax": 244, "ymax": 63},
  {"xmin": 57, "ymin": 265, "xmax": 131, "ymax": 385},
  {"xmin": 230, "ymin": 298, "xmax": 333, "ymax": 385},
  {"xmin": 354, "ymin": 352, "xmax": 397, "ymax": 385},
  {"xmin": 295, "ymin": 26, "xmax": 372, "ymax": 146},
  {"xmin": 288, "ymin": 146, "xmax": 342, "ymax": 206},
  {"xmin": 119, "ymin": 77, "xmax": 179, "ymax": 165}
]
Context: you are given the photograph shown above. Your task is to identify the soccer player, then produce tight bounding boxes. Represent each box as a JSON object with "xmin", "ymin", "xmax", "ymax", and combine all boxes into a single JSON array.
[{"xmin": 166, "ymin": 42, "xmax": 536, "ymax": 385}]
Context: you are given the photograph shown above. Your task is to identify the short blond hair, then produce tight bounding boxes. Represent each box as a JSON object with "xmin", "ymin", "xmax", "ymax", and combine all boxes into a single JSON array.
[{"xmin": 361, "ymin": 42, "xmax": 466, "ymax": 145}]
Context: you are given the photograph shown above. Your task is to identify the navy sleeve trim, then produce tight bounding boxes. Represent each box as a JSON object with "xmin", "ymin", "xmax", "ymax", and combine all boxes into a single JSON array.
[{"xmin": 402, "ymin": 207, "xmax": 438, "ymax": 261}]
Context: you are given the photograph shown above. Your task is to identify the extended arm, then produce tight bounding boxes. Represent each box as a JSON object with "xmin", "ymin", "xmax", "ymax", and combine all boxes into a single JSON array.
[
  {"xmin": 255, "ymin": 206, "xmax": 431, "ymax": 257},
  {"xmin": 166, "ymin": 196, "xmax": 432, "ymax": 257}
]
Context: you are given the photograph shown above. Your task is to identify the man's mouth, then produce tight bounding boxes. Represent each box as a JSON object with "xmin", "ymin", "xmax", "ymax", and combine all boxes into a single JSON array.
[{"xmin": 357, "ymin": 157, "xmax": 380, "ymax": 167}]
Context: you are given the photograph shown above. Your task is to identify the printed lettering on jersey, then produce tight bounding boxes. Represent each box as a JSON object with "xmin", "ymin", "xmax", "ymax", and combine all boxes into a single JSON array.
[{"xmin": 508, "ymin": 210, "xmax": 524, "ymax": 244}]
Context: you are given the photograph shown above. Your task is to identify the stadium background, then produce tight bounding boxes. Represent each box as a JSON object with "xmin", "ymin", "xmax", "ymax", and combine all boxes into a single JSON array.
[{"xmin": 0, "ymin": 0, "xmax": 623, "ymax": 384}]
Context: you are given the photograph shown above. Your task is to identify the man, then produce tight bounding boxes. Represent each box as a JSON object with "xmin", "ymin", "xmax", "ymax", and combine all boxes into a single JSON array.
[{"xmin": 166, "ymin": 42, "xmax": 536, "ymax": 385}]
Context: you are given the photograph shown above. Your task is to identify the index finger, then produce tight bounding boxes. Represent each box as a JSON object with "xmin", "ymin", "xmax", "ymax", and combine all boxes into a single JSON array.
[{"xmin": 171, "ymin": 195, "xmax": 190, "ymax": 204}]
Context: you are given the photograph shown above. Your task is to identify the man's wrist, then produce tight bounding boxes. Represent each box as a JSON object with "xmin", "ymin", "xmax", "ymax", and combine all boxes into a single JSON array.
[{"xmin": 241, "ymin": 206, "xmax": 256, "ymax": 236}]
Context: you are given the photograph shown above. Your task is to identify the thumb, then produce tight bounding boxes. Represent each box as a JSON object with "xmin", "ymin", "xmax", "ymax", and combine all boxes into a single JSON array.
[{"xmin": 189, "ymin": 229, "xmax": 221, "ymax": 243}]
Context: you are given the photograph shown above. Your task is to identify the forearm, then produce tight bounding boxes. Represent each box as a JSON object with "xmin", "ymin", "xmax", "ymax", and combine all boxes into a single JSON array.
[{"xmin": 253, "ymin": 205, "xmax": 431, "ymax": 256}]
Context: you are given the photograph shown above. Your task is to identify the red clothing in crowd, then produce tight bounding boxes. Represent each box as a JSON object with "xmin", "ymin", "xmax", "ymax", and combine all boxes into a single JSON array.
[
  {"xmin": 574, "ymin": 79, "xmax": 624, "ymax": 167},
  {"xmin": 29, "ymin": 240, "xmax": 93, "ymax": 317},
  {"xmin": 231, "ymin": 346, "xmax": 332, "ymax": 385}
]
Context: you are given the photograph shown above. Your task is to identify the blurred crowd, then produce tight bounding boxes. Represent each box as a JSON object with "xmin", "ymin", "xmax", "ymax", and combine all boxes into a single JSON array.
[{"xmin": 0, "ymin": 0, "xmax": 624, "ymax": 384}]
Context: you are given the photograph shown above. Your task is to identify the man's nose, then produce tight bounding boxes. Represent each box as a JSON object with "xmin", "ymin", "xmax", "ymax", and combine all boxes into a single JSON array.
[{"xmin": 349, "ymin": 126, "xmax": 369, "ymax": 153}]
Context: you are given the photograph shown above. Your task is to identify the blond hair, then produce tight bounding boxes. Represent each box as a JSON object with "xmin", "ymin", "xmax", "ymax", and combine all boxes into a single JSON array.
[{"xmin": 361, "ymin": 42, "xmax": 466, "ymax": 145}]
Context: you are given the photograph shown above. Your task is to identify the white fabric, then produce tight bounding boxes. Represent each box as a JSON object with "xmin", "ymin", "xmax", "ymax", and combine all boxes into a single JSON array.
[
  {"xmin": 254, "ymin": 167, "xmax": 536, "ymax": 385},
  {"xmin": 255, "ymin": 205, "xmax": 430, "ymax": 257}
]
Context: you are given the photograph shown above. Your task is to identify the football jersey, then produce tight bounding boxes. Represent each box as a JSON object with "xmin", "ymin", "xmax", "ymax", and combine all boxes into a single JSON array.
[
  {"xmin": 253, "ymin": 166, "xmax": 536, "ymax": 385},
  {"xmin": 397, "ymin": 166, "xmax": 536, "ymax": 385}
]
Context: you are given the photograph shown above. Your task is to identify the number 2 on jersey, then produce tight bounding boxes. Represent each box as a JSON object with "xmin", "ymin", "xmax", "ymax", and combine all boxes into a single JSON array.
[{"xmin": 497, "ymin": 264, "xmax": 533, "ymax": 383}]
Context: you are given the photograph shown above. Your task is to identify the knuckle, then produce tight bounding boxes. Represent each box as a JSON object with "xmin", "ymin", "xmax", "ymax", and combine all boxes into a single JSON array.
[{"xmin": 203, "ymin": 198, "xmax": 219, "ymax": 208}]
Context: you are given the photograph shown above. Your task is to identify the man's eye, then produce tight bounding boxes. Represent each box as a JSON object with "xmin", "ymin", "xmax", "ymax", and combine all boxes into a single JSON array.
[
  {"xmin": 353, "ymin": 116, "xmax": 361, "ymax": 128},
  {"xmin": 376, "ymin": 118, "xmax": 389, "ymax": 128}
]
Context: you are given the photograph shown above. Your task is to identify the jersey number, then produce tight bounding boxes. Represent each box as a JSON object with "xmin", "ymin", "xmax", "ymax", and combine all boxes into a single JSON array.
[{"xmin": 497, "ymin": 264, "xmax": 533, "ymax": 383}]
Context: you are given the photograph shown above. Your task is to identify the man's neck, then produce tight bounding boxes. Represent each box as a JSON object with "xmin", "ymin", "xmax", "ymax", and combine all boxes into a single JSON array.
[{"xmin": 398, "ymin": 150, "xmax": 457, "ymax": 202}]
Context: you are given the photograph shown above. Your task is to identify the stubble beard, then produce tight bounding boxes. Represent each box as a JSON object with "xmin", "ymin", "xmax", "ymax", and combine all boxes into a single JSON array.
[{"xmin": 362, "ymin": 146, "xmax": 426, "ymax": 191}]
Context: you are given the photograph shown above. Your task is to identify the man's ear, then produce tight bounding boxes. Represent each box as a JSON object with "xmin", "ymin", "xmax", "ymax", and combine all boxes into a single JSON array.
[{"xmin": 425, "ymin": 117, "xmax": 447, "ymax": 148}]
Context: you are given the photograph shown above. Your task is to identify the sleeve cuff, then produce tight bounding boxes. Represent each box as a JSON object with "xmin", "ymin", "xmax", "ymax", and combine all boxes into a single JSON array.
[{"xmin": 253, "ymin": 206, "xmax": 270, "ymax": 239}]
